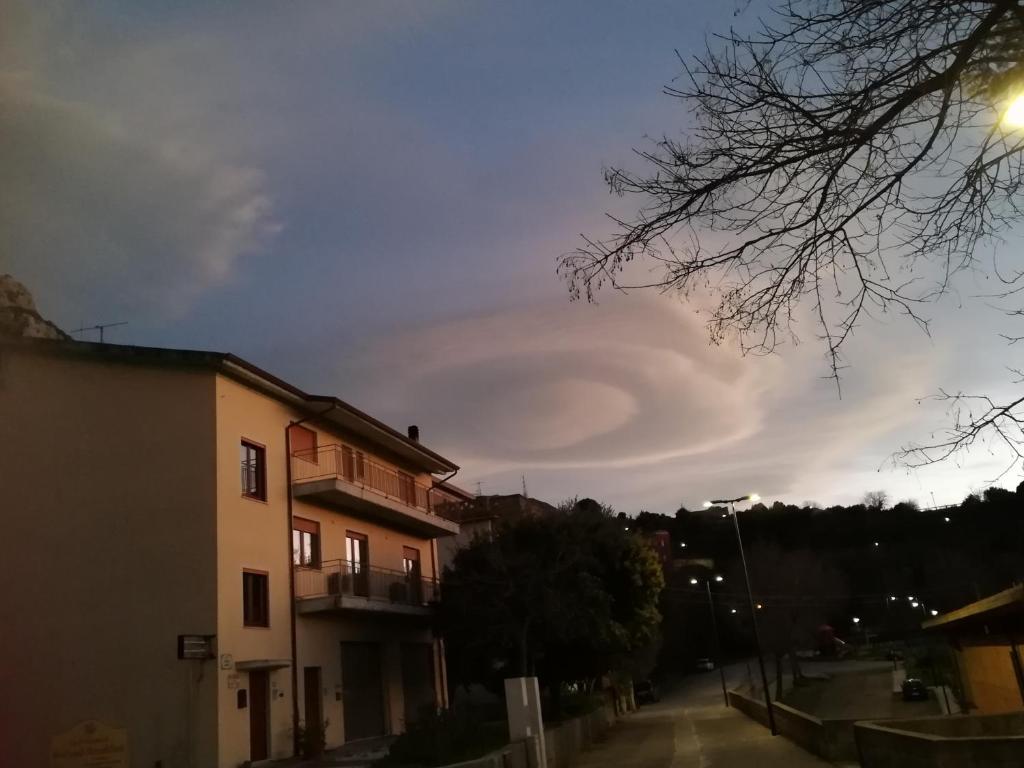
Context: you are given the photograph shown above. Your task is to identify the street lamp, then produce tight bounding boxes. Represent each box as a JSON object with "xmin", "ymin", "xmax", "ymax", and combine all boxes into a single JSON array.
[
  {"xmin": 704, "ymin": 494, "xmax": 777, "ymax": 735},
  {"xmin": 1004, "ymin": 92, "xmax": 1024, "ymax": 128},
  {"xmin": 690, "ymin": 574, "xmax": 730, "ymax": 707}
]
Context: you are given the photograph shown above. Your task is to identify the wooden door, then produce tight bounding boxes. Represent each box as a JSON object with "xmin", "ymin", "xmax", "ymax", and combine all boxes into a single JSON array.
[
  {"xmin": 249, "ymin": 670, "xmax": 269, "ymax": 761},
  {"xmin": 304, "ymin": 666, "xmax": 323, "ymax": 732},
  {"xmin": 341, "ymin": 642, "xmax": 386, "ymax": 740}
]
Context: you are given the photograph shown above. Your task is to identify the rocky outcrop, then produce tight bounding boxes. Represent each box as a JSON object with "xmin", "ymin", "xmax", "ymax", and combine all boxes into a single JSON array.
[{"xmin": 0, "ymin": 274, "xmax": 70, "ymax": 340}]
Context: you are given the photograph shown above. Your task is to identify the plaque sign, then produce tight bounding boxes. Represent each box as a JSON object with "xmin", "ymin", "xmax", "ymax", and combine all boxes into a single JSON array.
[
  {"xmin": 51, "ymin": 720, "xmax": 128, "ymax": 768},
  {"xmin": 177, "ymin": 634, "xmax": 215, "ymax": 660}
]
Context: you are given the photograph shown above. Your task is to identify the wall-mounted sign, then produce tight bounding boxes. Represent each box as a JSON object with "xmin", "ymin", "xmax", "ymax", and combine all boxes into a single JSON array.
[
  {"xmin": 51, "ymin": 720, "xmax": 128, "ymax": 768},
  {"xmin": 177, "ymin": 635, "xmax": 215, "ymax": 660},
  {"xmin": 219, "ymin": 653, "xmax": 234, "ymax": 670},
  {"xmin": 226, "ymin": 673, "xmax": 240, "ymax": 690}
]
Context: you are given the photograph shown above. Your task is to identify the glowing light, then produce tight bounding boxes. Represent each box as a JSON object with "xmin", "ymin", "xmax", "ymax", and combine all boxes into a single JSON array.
[
  {"xmin": 911, "ymin": 601, "xmax": 919, "ymax": 608},
  {"xmin": 721, "ymin": 513, "xmax": 727, "ymax": 518},
  {"xmin": 680, "ymin": 542, "xmax": 687, "ymax": 548},
  {"xmin": 852, "ymin": 616, "xmax": 860, "ymax": 624},
  {"xmin": 889, "ymin": 596, "xmax": 897, "ymax": 601},
  {"xmin": 756, "ymin": 603, "xmax": 763, "ymax": 610},
  {"xmin": 703, "ymin": 501, "xmax": 713, "ymax": 508},
  {"xmin": 730, "ymin": 608, "xmax": 738, "ymax": 614},
  {"xmin": 930, "ymin": 609, "xmax": 939, "ymax": 616},
  {"xmin": 1004, "ymin": 92, "xmax": 1024, "ymax": 129},
  {"xmin": 944, "ymin": 517, "xmax": 950, "ymax": 522},
  {"xmin": 874, "ymin": 542, "xmax": 880, "ymax": 547},
  {"xmin": 908, "ymin": 596, "xmax": 915, "ymax": 601},
  {"xmin": 749, "ymin": 493, "xmax": 761, "ymax": 503},
  {"xmin": 690, "ymin": 578, "xmax": 699, "ymax": 585},
  {"xmin": 714, "ymin": 575, "xmax": 724, "ymax": 582}
]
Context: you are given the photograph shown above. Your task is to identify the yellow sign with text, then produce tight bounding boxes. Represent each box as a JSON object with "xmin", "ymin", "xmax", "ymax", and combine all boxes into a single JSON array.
[{"xmin": 51, "ymin": 721, "xmax": 128, "ymax": 768}]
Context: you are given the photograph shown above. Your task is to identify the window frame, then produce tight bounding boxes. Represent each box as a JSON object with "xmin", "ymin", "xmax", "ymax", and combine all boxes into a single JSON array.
[
  {"xmin": 242, "ymin": 569, "xmax": 270, "ymax": 628},
  {"xmin": 240, "ymin": 439, "xmax": 267, "ymax": 501},
  {"xmin": 292, "ymin": 517, "xmax": 321, "ymax": 567}
]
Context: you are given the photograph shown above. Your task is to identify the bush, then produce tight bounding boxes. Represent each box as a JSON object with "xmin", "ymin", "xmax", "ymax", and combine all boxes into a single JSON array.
[{"xmin": 382, "ymin": 708, "xmax": 508, "ymax": 768}]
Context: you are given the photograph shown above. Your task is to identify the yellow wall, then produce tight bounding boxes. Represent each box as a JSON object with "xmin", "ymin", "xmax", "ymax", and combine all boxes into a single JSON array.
[
  {"xmin": 958, "ymin": 642, "xmax": 1024, "ymax": 713},
  {"xmin": 0, "ymin": 349, "xmax": 219, "ymax": 768},
  {"xmin": 214, "ymin": 374, "xmax": 298, "ymax": 765},
  {"xmin": 213, "ymin": 375, "xmax": 449, "ymax": 761}
]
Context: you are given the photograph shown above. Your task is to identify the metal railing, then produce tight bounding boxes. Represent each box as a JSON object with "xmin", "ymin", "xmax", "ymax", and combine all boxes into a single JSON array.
[
  {"xmin": 294, "ymin": 559, "xmax": 438, "ymax": 606},
  {"xmin": 292, "ymin": 443, "xmax": 433, "ymax": 512}
]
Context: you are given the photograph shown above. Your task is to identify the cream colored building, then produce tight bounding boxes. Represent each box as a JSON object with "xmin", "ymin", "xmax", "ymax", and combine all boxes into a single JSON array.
[{"xmin": 0, "ymin": 338, "xmax": 467, "ymax": 767}]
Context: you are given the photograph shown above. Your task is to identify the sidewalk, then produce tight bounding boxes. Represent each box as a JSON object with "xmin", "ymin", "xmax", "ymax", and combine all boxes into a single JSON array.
[{"xmin": 572, "ymin": 686, "xmax": 843, "ymax": 768}]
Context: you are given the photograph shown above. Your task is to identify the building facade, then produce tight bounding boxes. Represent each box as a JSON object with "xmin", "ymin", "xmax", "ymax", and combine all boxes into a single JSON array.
[{"xmin": 0, "ymin": 338, "xmax": 460, "ymax": 767}]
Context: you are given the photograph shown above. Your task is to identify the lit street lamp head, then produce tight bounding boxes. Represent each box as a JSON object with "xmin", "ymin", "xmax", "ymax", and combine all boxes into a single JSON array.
[
  {"xmin": 1004, "ymin": 92, "xmax": 1024, "ymax": 129},
  {"xmin": 714, "ymin": 575, "xmax": 724, "ymax": 582},
  {"xmin": 690, "ymin": 578, "xmax": 699, "ymax": 585}
]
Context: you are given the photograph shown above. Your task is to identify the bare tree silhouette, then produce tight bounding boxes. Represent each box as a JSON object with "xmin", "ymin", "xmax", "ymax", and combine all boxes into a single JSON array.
[{"xmin": 560, "ymin": 0, "xmax": 1024, "ymax": 470}]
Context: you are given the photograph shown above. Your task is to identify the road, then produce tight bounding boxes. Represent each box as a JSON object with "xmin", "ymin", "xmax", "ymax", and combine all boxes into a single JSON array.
[{"xmin": 574, "ymin": 665, "xmax": 841, "ymax": 768}]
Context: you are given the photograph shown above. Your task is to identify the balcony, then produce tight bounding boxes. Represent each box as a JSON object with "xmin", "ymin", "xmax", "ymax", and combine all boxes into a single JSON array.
[
  {"xmin": 294, "ymin": 559, "xmax": 438, "ymax": 617},
  {"xmin": 291, "ymin": 443, "xmax": 459, "ymax": 537}
]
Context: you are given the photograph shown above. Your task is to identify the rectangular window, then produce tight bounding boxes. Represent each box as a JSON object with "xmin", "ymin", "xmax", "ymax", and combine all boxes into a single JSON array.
[
  {"xmin": 346, "ymin": 532, "xmax": 369, "ymax": 597},
  {"xmin": 403, "ymin": 547, "xmax": 422, "ymax": 603},
  {"xmin": 243, "ymin": 570, "xmax": 269, "ymax": 627},
  {"xmin": 293, "ymin": 518, "xmax": 321, "ymax": 566},
  {"xmin": 289, "ymin": 425, "xmax": 318, "ymax": 464},
  {"xmin": 240, "ymin": 440, "xmax": 266, "ymax": 500}
]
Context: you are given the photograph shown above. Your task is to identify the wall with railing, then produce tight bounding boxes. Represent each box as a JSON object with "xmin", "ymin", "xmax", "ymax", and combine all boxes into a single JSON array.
[{"xmin": 295, "ymin": 559, "xmax": 438, "ymax": 606}]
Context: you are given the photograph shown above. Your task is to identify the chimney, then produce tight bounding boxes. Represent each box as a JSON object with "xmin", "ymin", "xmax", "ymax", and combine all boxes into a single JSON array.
[{"xmin": 407, "ymin": 425, "xmax": 420, "ymax": 442}]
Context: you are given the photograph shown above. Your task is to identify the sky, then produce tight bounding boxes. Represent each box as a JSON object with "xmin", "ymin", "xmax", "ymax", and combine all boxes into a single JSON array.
[{"xmin": 4, "ymin": 0, "xmax": 1023, "ymax": 513}]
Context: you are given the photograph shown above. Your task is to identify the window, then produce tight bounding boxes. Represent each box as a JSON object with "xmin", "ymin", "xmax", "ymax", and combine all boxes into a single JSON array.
[
  {"xmin": 289, "ymin": 425, "xmax": 318, "ymax": 464},
  {"xmin": 240, "ymin": 440, "xmax": 266, "ymax": 500},
  {"xmin": 403, "ymin": 546, "xmax": 422, "ymax": 603},
  {"xmin": 346, "ymin": 531, "xmax": 369, "ymax": 597},
  {"xmin": 243, "ymin": 570, "xmax": 269, "ymax": 627},
  {"xmin": 293, "ymin": 518, "xmax": 321, "ymax": 566}
]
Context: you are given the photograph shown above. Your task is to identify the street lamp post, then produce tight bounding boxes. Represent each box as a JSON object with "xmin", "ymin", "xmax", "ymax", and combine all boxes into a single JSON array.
[
  {"xmin": 705, "ymin": 494, "xmax": 778, "ymax": 736},
  {"xmin": 692, "ymin": 575, "xmax": 729, "ymax": 706}
]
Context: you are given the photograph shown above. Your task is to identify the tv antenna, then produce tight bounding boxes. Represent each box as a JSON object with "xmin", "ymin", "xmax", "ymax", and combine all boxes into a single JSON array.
[{"xmin": 71, "ymin": 321, "xmax": 128, "ymax": 343}]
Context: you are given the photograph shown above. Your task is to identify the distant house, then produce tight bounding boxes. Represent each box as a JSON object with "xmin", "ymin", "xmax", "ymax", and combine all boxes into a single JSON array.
[
  {"xmin": 643, "ymin": 530, "xmax": 672, "ymax": 568},
  {"xmin": 436, "ymin": 493, "xmax": 557, "ymax": 572},
  {"xmin": 923, "ymin": 584, "xmax": 1024, "ymax": 713},
  {"xmin": 0, "ymin": 337, "xmax": 461, "ymax": 767}
]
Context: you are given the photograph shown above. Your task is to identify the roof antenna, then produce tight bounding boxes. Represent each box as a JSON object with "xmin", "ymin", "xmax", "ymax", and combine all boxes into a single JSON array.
[
  {"xmin": 475, "ymin": 481, "xmax": 483, "ymax": 497},
  {"xmin": 71, "ymin": 321, "xmax": 128, "ymax": 343},
  {"xmin": 521, "ymin": 475, "xmax": 528, "ymax": 498}
]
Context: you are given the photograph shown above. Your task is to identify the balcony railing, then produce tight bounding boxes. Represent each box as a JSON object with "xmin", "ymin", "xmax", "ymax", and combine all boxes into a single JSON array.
[
  {"xmin": 292, "ymin": 443, "xmax": 432, "ymax": 512},
  {"xmin": 295, "ymin": 559, "xmax": 438, "ymax": 606}
]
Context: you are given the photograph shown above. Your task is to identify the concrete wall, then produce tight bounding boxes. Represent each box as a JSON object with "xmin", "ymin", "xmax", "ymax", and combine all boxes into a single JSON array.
[
  {"xmin": 543, "ymin": 706, "xmax": 615, "ymax": 768},
  {"xmin": 727, "ymin": 689, "xmax": 859, "ymax": 763},
  {"xmin": 0, "ymin": 349, "xmax": 219, "ymax": 768},
  {"xmin": 855, "ymin": 713, "xmax": 1024, "ymax": 768}
]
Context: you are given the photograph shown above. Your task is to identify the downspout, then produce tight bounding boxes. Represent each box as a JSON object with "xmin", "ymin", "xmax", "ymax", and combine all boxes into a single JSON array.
[
  {"xmin": 287, "ymin": 404, "xmax": 339, "ymax": 757},
  {"xmin": 428, "ymin": 468, "xmax": 459, "ymax": 711}
]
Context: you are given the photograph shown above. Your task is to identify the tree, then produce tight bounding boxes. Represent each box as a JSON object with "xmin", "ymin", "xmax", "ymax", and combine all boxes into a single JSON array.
[
  {"xmin": 559, "ymin": 0, "xmax": 1024, "ymax": 466},
  {"xmin": 863, "ymin": 490, "xmax": 889, "ymax": 511},
  {"xmin": 439, "ymin": 500, "xmax": 664, "ymax": 711}
]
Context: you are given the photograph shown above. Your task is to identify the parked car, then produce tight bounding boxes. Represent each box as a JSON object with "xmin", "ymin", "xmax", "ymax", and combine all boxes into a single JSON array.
[
  {"xmin": 634, "ymin": 679, "xmax": 660, "ymax": 704},
  {"xmin": 695, "ymin": 658, "xmax": 715, "ymax": 672},
  {"xmin": 902, "ymin": 678, "xmax": 929, "ymax": 701}
]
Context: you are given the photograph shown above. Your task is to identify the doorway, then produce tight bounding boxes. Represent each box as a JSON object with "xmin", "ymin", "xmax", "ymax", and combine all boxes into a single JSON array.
[
  {"xmin": 341, "ymin": 642, "xmax": 385, "ymax": 740},
  {"xmin": 304, "ymin": 666, "xmax": 323, "ymax": 734},
  {"xmin": 248, "ymin": 670, "xmax": 270, "ymax": 761}
]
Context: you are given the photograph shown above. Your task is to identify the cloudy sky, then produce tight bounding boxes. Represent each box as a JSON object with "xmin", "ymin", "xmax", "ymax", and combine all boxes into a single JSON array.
[{"xmin": 5, "ymin": 0, "xmax": 1022, "ymax": 512}]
